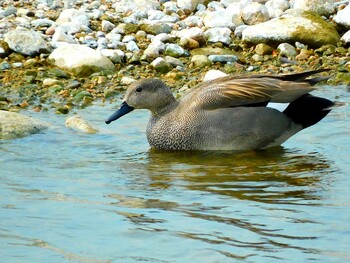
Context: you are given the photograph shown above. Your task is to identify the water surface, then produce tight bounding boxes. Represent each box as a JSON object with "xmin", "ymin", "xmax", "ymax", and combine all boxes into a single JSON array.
[{"xmin": 1, "ymin": 85, "xmax": 349, "ymax": 262}]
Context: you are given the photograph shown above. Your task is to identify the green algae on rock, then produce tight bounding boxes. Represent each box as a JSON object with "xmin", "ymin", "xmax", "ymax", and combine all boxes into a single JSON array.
[{"xmin": 242, "ymin": 11, "xmax": 340, "ymax": 48}]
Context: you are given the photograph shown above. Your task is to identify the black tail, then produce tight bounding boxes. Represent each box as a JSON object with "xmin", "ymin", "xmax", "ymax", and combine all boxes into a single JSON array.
[{"xmin": 283, "ymin": 94, "xmax": 334, "ymax": 128}]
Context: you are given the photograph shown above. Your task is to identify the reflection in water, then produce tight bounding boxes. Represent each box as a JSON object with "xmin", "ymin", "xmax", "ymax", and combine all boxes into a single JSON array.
[
  {"xmin": 145, "ymin": 147, "xmax": 332, "ymax": 204},
  {"xmin": 107, "ymin": 147, "xmax": 335, "ymax": 261}
]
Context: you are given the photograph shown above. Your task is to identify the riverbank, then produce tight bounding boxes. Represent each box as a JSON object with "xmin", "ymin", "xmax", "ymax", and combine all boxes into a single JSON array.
[{"xmin": 1, "ymin": 0, "xmax": 350, "ymax": 114}]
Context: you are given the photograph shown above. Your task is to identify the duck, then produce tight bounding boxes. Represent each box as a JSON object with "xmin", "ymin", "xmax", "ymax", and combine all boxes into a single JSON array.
[{"xmin": 105, "ymin": 69, "xmax": 334, "ymax": 151}]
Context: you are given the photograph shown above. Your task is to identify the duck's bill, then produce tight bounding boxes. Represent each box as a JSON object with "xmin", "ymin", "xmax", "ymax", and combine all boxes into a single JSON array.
[{"xmin": 105, "ymin": 101, "xmax": 134, "ymax": 124}]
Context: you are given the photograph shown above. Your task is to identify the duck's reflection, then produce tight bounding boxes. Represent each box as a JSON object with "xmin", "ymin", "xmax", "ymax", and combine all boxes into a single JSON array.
[
  {"xmin": 141, "ymin": 147, "xmax": 332, "ymax": 204},
  {"xmin": 107, "ymin": 147, "xmax": 334, "ymax": 259}
]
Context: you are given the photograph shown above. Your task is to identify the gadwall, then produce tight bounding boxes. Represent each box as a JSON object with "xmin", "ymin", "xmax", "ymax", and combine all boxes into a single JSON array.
[{"xmin": 105, "ymin": 69, "xmax": 334, "ymax": 151}]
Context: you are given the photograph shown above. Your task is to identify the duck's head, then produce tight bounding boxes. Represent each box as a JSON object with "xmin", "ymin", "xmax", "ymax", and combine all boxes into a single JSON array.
[{"xmin": 105, "ymin": 78, "xmax": 175, "ymax": 124}]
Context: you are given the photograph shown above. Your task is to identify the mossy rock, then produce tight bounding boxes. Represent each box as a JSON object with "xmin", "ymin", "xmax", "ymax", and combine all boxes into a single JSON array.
[{"xmin": 242, "ymin": 11, "xmax": 340, "ymax": 48}]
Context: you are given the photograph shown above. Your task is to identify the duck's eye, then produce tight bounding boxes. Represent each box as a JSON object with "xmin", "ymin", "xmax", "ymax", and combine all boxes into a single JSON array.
[{"xmin": 135, "ymin": 87, "xmax": 142, "ymax": 92}]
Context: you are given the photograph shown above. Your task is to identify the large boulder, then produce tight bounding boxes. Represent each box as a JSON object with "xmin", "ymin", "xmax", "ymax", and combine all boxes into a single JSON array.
[
  {"xmin": 48, "ymin": 44, "xmax": 115, "ymax": 77},
  {"xmin": 0, "ymin": 111, "xmax": 49, "ymax": 139},
  {"xmin": 4, "ymin": 28, "xmax": 50, "ymax": 56},
  {"xmin": 242, "ymin": 11, "xmax": 340, "ymax": 48}
]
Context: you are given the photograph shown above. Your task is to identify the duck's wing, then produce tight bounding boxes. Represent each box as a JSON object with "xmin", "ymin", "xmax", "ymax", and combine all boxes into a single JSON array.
[{"xmin": 182, "ymin": 71, "xmax": 329, "ymax": 110}]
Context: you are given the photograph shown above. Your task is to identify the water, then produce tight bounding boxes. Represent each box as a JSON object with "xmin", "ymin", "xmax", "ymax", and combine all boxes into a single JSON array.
[{"xmin": 1, "ymin": 85, "xmax": 349, "ymax": 263}]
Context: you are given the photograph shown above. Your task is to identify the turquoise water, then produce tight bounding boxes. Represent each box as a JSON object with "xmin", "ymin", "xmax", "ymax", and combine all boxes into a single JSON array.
[{"xmin": 1, "ymin": 85, "xmax": 349, "ymax": 262}]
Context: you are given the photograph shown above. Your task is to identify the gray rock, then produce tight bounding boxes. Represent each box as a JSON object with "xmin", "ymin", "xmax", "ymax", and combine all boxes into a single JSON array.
[
  {"xmin": 0, "ymin": 111, "xmax": 49, "ymax": 140},
  {"xmin": 1, "ymin": 6, "xmax": 17, "ymax": 17},
  {"xmin": 277, "ymin": 43, "xmax": 297, "ymax": 57},
  {"xmin": 242, "ymin": 11, "xmax": 340, "ymax": 48},
  {"xmin": 293, "ymin": 0, "xmax": 336, "ymax": 17},
  {"xmin": 242, "ymin": 2, "xmax": 270, "ymax": 25},
  {"xmin": 0, "ymin": 62, "xmax": 11, "ymax": 71},
  {"xmin": 334, "ymin": 4, "xmax": 350, "ymax": 28},
  {"xmin": 4, "ymin": 28, "xmax": 50, "ymax": 56},
  {"xmin": 204, "ymin": 27, "xmax": 232, "ymax": 45},
  {"xmin": 165, "ymin": 56, "xmax": 185, "ymax": 67},
  {"xmin": 48, "ymin": 44, "xmax": 115, "ymax": 77},
  {"xmin": 176, "ymin": 27, "xmax": 204, "ymax": 40},
  {"xmin": 31, "ymin": 18, "xmax": 55, "ymax": 29},
  {"xmin": 208, "ymin": 55, "xmax": 238, "ymax": 63},
  {"xmin": 165, "ymin": 44, "xmax": 186, "ymax": 57}
]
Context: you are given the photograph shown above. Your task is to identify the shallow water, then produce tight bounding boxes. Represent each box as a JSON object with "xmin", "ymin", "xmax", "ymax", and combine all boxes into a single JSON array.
[{"xmin": 1, "ymin": 85, "xmax": 350, "ymax": 263}]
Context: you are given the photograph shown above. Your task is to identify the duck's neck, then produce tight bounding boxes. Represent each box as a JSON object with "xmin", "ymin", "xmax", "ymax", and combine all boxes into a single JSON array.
[{"xmin": 151, "ymin": 97, "xmax": 178, "ymax": 117}]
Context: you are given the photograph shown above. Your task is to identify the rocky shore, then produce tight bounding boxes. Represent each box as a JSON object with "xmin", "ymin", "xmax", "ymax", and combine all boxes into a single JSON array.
[{"xmin": 0, "ymin": 0, "xmax": 350, "ymax": 137}]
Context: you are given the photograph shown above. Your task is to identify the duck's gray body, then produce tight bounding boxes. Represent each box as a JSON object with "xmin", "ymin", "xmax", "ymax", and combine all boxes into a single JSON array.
[{"xmin": 106, "ymin": 70, "xmax": 334, "ymax": 151}]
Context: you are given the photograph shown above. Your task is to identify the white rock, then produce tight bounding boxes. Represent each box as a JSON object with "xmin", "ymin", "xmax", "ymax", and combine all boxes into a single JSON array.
[
  {"xmin": 101, "ymin": 20, "xmax": 115, "ymax": 32},
  {"xmin": 277, "ymin": 43, "xmax": 297, "ymax": 57},
  {"xmin": 143, "ymin": 39, "xmax": 166, "ymax": 57},
  {"xmin": 65, "ymin": 115, "xmax": 98, "ymax": 134},
  {"xmin": 113, "ymin": 0, "xmax": 160, "ymax": 13},
  {"xmin": 207, "ymin": 1, "xmax": 225, "ymax": 10},
  {"xmin": 333, "ymin": 4, "xmax": 350, "ymax": 28},
  {"xmin": 225, "ymin": 3, "xmax": 245, "ymax": 25},
  {"xmin": 126, "ymin": 41, "xmax": 139, "ymax": 52},
  {"xmin": 293, "ymin": 0, "xmax": 336, "ymax": 17},
  {"xmin": 0, "ymin": 111, "xmax": 50, "ymax": 139},
  {"xmin": 340, "ymin": 30, "xmax": 350, "ymax": 44},
  {"xmin": 242, "ymin": 2, "xmax": 270, "ymax": 25},
  {"xmin": 204, "ymin": 27, "xmax": 232, "ymax": 45},
  {"xmin": 148, "ymin": 10, "xmax": 166, "ymax": 20},
  {"xmin": 177, "ymin": 0, "xmax": 206, "ymax": 11},
  {"xmin": 265, "ymin": 0, "xmax": 289, "ymax": 18},
  {"xmin": 176, "ymin": 27, "xmax": 204, "ymax": 40},
  {"xmin": 234, "ymin": 24, "xmax": 249, "ymax": 38},
  {"xmin": 48, "ymin": 44, "xmax": 115, "ymax": 76},
  {"xmin": 203, "ymin": 69, "xmax": 227, "ymax": 82},
  {"xmin": 120, "ymin": 76, "xmax": 136, "ymax": 85},
  {"xmin": 220, "ymin": 0, "xmax": 241, "ymax": 8},
  {"xmin": 203, "ymin": 10, "xmax": 236, "ymax": 29},
  {"xmin": 56, "ymin": 8, "xmax": 90, "ymax": 27},
  {"xmin": 100, "ymin": 49, "xmax": 124, "ymax": 63},
  {"xmin": 42, "ymin": 78, "xmax": 60, "ymax": 86},
  {"xmin": 52, "ymin": 27, "xmax": 77, "ymax": 45}
]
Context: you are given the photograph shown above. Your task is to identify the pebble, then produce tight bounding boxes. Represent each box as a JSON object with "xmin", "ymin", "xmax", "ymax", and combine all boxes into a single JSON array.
[
  {"xmin": 242, "ymin": 2, "xmax": 270, "ymax": 25},
  {"xmin": 191, "ymin": 55, "xmax": 212, "ymax": 68},
  {"xmin": 277, "ymin": 43, "xmax": 297, "ymax": 57},
  {"xmin": 204, "ymin": 27, "xmax": 232, "ymax": 45},
  {"xmin": 208, "ymin": 55, "xmax": 238, "ymax": 63},
  {"xmin": 151, "ymin": 57, "xmax": 173, "ymax": 73}
]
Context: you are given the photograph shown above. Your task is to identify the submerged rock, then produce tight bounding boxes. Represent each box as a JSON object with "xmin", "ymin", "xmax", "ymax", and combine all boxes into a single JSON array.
[
  {"xmin": 242, "ymin": 11, "xmax": 340, "ymax": 48},
  {"xmin": 48, "ymin": 44, "xmax": 115, "ymax": 77},
  {"xmin": 0, "ymin": 111, "xmax": 49, "ymax": 139},
  {"xmin": 65, "ymin": 115, "xmax": 98, "ymax": 134}
]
